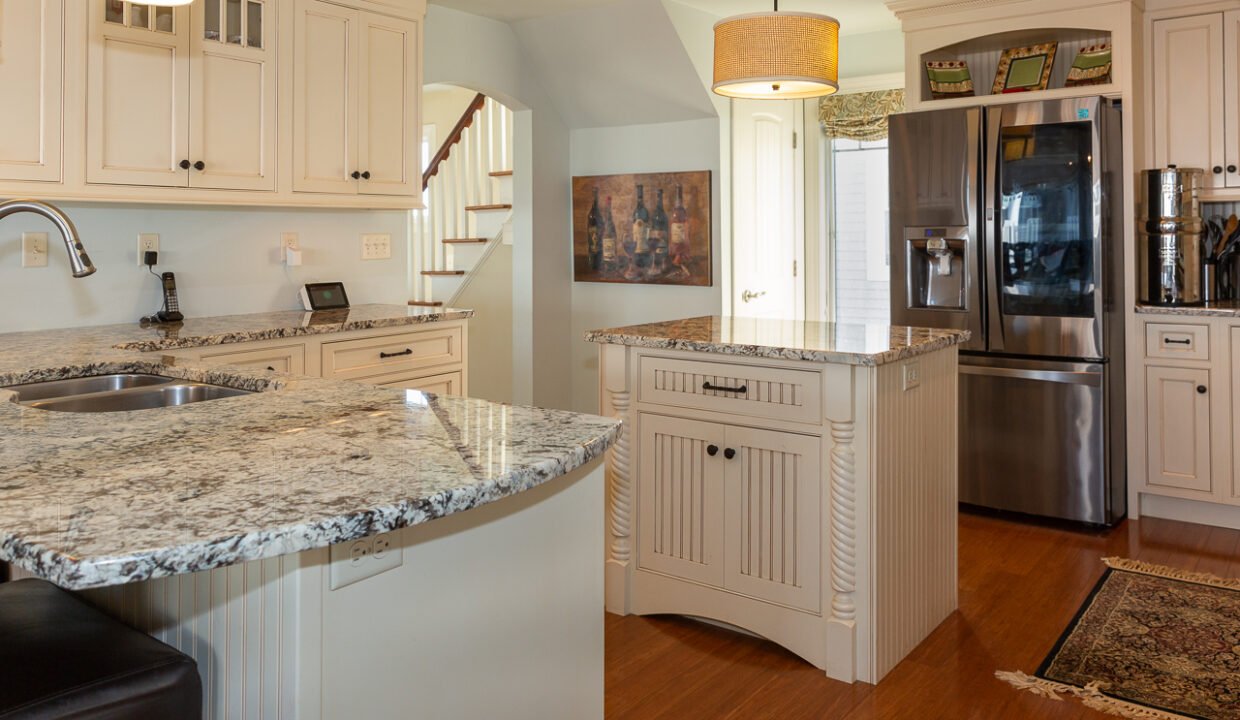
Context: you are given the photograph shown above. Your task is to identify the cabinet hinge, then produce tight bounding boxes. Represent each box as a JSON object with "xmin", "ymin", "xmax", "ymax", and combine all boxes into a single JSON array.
[
  {"xmin": 793, "ymin": 131, "xmax": 798, "ymax": 150},
  {"xmin": 793, "ymin": 260, "xmax": 798, "ymax": 278}
]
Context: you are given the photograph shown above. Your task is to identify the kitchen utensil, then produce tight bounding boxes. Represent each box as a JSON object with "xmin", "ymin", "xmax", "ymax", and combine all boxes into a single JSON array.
[{"xmin": 1203, "ymin": 217, "xmax": 1221, "ymax": 260}]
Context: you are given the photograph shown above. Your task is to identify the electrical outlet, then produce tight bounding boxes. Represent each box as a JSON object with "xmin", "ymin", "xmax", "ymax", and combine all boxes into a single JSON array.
[
  {"xmin": 329, "ymin": 532, "xmax": 402, "ymax": 590},
  {"xmin": 21, "ymin": 232, "xmax": 48, "ymax": 268},
  {"xmin": 137, "ymin": 233, "xmax": 160, "ymax": 267},
  {"xmin": 361, "ymin": 233, "xmax": 392, "ymax": 260},
  {"xmin": 902, "ymin": 362, "xmax": 921, "ymax": 391},
  {"xmin": 281, "ymin": 232, "xmax": 300, "ymax": 253}
]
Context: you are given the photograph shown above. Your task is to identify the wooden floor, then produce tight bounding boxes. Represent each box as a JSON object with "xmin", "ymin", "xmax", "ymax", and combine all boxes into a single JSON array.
[{"xmin": 605, "ymin": 511, "xmax": 1240, "ymax": 719}]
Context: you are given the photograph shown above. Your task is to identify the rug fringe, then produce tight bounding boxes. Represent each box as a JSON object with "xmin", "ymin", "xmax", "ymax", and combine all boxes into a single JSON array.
[
  {"xmin": 1102, "ymin": 556, "xmax": 1240, "ymax": 591},
  {"xmin": 996, "ymin": 671, "xmax": 1194, "ymax": 720}
]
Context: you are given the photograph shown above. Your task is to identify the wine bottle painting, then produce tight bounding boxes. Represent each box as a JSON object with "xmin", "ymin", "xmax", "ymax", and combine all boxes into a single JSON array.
[{"xmin": 572, "ymin": 171, "xmax": 712, "ymax": 286}]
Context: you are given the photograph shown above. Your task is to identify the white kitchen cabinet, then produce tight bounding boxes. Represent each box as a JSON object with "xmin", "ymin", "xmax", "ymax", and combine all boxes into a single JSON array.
[
  {"xmin": 198, "ymin": 343, "xmax": 307, "ymax": 374},
  {"xmin": 376, "ymin": 370, "xmax": 463, "ymax": 396},
  {"xmin": 293, "ymin": 0, "xmax": 420, "ymax": 197},
  {"xmin": 87, "ymin": 0, "xmax": 276, "ymax": 190},
  {"xmin": 1146, "ymin": 365, "xmax": 1213, "ymax": 494},
  {"xmin": 0, "ymin": 0, "xmax": 64, "ymax": 183},
  {"xmin": 1152, "ymin": 13, "xmax": 1226, "ymax": 187}
]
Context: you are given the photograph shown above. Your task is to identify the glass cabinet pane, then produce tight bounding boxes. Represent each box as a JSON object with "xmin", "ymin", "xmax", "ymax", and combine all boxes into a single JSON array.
[
  {"xmin": 155, "ymin": 6, "xmax": 174, "ymax": 32},
  {"xmin": 204, "ymin": 0, "xmax": 221, "ymax": 40},
  {"xmin": 246, "ymin": 0, "xmax": 263, "ymax": 48},
  {"xmin": 997, "ymin": 122, "xmax": 1096, "ymax": 318},
  {"xmin": 106, "ymin": 0, "xmax": 124, "ymax": 25},
  {"xmin": 226, "ymin": 0, "xmax": 242, "ymax": 44},
  {"xmin": 130, "ymin": 3, "xmax": 149, "ymax": 29}
]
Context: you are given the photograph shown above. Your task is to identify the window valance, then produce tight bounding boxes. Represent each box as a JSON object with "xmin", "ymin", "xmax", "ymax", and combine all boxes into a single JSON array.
[{"xmin": 818, "ymin": 88, "xmax": 905, "ymax": 141}]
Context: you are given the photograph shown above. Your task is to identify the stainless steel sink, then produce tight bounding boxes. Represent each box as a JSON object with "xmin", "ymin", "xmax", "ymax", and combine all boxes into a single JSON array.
[{"xmin": 2, "ymin": 373, "xmax": 254, "ymax": 413}]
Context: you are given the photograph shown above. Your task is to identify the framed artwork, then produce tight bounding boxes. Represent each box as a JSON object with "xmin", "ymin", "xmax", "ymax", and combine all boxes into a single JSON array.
[
  {"xmin": 992, "ymin": 42, "xmax": 1058, "ymax": 94},
  {"xmin": 925, "ymin": 60, "xmax": 975, "ymax": 100},
  {"xmin": 572, "ymin": 171, "xmax": 712, "ymax": 286},
  {"xmin": 1064, "ymin": 44, "xmax": 1112, "ymax": 87}
]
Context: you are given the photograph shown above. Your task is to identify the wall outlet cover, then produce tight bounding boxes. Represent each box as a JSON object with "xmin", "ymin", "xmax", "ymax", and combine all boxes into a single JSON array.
[
  {"xmin": 22, "ymin": 232, "xmax": 48, "ymax": 268},
  {"xmin": 361, "ymin": 233, "xmax": 392, "ymax": 261},
  {"xmin": 137, "ymin": 233, "xmax": 160, "ymax": 267},
  {"xmin": 329, "ymin": 532, "xmax": 402, "ymax": 590},
  {"xmin": 902, "ymin": 362, "xmax": 921, "ymax": 391}
]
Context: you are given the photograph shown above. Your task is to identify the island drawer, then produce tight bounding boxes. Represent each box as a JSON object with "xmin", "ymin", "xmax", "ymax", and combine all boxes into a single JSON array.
[
  {"xmin": 322, "ymin": 327, "xmax": 463, "ymax": 381},
  {"xmin": 1145, "ymin": 323, "xmax": 1209, "ymax": 361},
  {"xmin": 375, "ymin": 370, "xmax": 463, "ymax": 396},
  {"xmin": 638, "ymin": 355, "xmax": 822, "ymax": 424},
  {"xmin": 199, "ymin": 343, "xmax": 307, "ymax": 374}
]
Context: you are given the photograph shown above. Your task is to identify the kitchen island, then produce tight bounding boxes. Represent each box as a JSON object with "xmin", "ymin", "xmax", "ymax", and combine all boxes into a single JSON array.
[
  {"xmin": 587, "ymin": 316, "xmax": 968, "ymax": 684},
  {"xmin": 0, "ymin": 307, "xmax": 619, "ymax": 719}
]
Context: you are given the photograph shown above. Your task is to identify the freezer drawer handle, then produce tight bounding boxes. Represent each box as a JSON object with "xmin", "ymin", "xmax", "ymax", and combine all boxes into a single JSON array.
[
  {"xmin": 702, "ymin": 381, "xmax": 748, "ymax": 394},
  {"xmin": 1198, "ymin": 385, "xmax": 1208, "ymax": 394},
  {"xmin": 960, "ymin": 364, "xmax": 1103, "ymax": 386},
  {"xmin": 380, "ymin": 349, "xmax": 414, "ymax": 359},
  {"xmin": 1164, "ymin": 337, "xmax": 1192, "ymax": 346}
]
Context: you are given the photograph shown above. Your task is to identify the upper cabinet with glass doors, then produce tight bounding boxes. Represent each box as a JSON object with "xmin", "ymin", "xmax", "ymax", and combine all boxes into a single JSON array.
[
  {"xmin": 0, "ymin": 0, "xmax": 425, "ymax": 208},
  {"xmin": 88, "ymin": 0, "xmax": 276, "ymax": 190}
]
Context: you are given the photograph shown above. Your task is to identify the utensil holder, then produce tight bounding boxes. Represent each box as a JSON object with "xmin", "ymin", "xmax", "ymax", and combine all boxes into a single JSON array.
[{"xmin": 1203, "ymin": 260, "xmax": 1219, "ymax": 303}]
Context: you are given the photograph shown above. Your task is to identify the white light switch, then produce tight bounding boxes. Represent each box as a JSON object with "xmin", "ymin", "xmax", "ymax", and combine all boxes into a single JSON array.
[
  {"xmin": 22, "ymin": 232, "xmax": 48, "ymax": 268},
  {"xmin": 361, "ymin": 233, "xmax": 392, "ymax": 260}
]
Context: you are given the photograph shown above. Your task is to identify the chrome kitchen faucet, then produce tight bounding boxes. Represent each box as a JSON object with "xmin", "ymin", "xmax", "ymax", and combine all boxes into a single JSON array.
[{"xmin": 0, "ymin": 199, "xmax": 96, "ymax": 278}]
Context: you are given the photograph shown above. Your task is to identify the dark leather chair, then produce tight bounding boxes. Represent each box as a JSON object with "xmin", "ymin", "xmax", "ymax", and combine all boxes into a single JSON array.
[{"xmin": 0, "ymin": 578, "xmax": 201, "ymax": 719}]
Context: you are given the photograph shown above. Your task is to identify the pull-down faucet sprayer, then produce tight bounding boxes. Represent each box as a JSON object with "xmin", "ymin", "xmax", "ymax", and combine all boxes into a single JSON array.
[{"xmin": 0, "ymin": 199, "xmax": 96, "ymax": 278}]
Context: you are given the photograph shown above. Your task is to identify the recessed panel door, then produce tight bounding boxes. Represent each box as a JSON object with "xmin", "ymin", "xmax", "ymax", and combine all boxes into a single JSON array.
[
  {"xmin": 0, "ymin": 0, "xmax": 64, "ymax": 182},
  {"xmin": 358, "ymin": 12, "xmax": 419, "ymax": 197},
  {"xmin": 293, "ymin": 0, "xmax": 358, "ymax": 194},
  {"xmin": 1147, "ymin": 365, "xmax": 1212, "ymax": 494}
]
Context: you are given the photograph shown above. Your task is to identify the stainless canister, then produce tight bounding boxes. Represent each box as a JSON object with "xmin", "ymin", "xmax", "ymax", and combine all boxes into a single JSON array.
[{"xmin": 1137, "ymin": 166, "xmax": 1204, "ymax": 305}]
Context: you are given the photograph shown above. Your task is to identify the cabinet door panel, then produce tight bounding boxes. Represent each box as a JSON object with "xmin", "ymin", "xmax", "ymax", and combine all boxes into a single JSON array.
[
  {"xmin": 88, "ymin": 3, "xmax": 191, "ymax": 187},
  {"xmin": 0, "ymin": 0, "xmax": 63, "ymax": 182},
  {"xmin": 638, "ymin": 414, "xmax": 725, "ymax": 587},
  {"xmin": 723, "ymin": 425, "xmax": 821, "ymax": 612},
  {"xmin": 190, "ymin": 0, "xmax": 276, "ymax": 190},
  {"xmin": 1152, "ymin": 14, "xmax": 1225, "ymax": 186},
  {"xmin": 293, "ymin": 0, "xmax": 358, "ymax": 194},
  {"xmin": 376, "ymin": 370, "xmax": 462, "ymax": 396},
  {"xmin": 1146, "ymin": 366, "xmax": 1212, "ymax": 493},
  {"xmin": 200, "ymin": 343, "xmax": 306, "ymax": 375},
  {"xmin": 358, "ymin": 13, "xmax": 419, "ymax": 197},
  {"xmin": 1225, "ymin": 11, "xmax": 1240, "ymax": 188}
]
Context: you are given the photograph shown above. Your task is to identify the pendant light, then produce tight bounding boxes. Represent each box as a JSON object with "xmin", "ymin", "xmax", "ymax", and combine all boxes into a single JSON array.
[{"xmin": 712, "ymin": 0, "xmax": 840, "ymax": 100}]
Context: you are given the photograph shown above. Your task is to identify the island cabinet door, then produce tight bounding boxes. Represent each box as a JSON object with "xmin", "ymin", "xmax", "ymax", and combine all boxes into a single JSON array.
[
  {"xmin": 722, "ymin": 426, "xmax": 821, "ymax": 613},
  {"xmin": 638, "ymin": 414, "xmax": 726, "ymax": 587}
]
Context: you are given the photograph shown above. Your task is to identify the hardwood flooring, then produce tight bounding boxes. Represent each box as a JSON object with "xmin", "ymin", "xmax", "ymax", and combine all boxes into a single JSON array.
[{"xmin": 605, "ymin": 511, "xmax": 1240, "ymax": 719}]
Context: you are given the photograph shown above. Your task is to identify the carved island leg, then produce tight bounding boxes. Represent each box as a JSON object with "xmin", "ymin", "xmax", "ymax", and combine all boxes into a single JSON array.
[
  {"xmin": 600, "ymin": 344, "xmax": 633, "ymax": 615},
  {"xmin": 824, "ymin": 364, "xmax": 857, "ymax": 683}
]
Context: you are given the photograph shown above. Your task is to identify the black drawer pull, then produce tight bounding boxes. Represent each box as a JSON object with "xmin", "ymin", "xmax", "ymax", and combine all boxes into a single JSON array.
[
  {"xmin": 723, "ymin": 448, "xmax": 736, "ymax": 460},
  {"xmin": 1164, "ymin": 338, "xmax": 1192, "ymax": 345},
  {"xmin": 702, "ymin": 381, "xmax": 747, "ymax": 394},
  {"xmin": 707, "ymin": 445, "xmax": 719, "ymax": 457},
  {"xmin": 380, "ymin": 349, "xmax": 414, "ymax": 359},
  {"xmin": 266, "ymin": 366, "xmax": 276, "ymax": 372}
]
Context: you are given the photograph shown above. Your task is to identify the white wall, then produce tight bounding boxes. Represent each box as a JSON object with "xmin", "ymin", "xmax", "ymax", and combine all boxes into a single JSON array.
[
  {"xmin": 0, "ymin": 204, "xmax": 408, "ymax": 333},
  {"xmin": 456, "ymin": 244, "xmax": 513, "ymax": 404},
  {"xmin": 422, "ymin": 85, "xmax": 480, "ymax": 149},
  {"xmin": 569, "ymin": 118, "xmax": 722, "ymax": 413}
]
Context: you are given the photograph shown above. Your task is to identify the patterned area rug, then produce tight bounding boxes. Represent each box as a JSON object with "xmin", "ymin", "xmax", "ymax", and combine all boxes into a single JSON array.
[{"xmin": 997, "ymin": 557, "xmax": 1240, "ymax": 720}]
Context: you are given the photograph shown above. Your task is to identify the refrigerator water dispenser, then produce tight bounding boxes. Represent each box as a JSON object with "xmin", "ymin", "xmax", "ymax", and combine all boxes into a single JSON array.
[{"xmin": 905, "ymin": 227, "xmax": 968, "ymax": 311}]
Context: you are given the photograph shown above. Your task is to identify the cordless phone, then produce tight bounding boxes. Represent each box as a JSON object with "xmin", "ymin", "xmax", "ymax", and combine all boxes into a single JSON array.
[{"xmin": 157, "ymin": 272, "xmax": 184, "ymax": 322}]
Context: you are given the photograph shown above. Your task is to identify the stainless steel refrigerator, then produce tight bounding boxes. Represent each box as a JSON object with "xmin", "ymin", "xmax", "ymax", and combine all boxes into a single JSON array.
[{"xmin": 889, "ymin": 96, "xmax": 1126, "ymax": 526}]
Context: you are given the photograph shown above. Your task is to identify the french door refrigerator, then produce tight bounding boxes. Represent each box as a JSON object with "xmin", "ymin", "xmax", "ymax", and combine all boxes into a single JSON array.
[{"xmin": 889, "ymin": 96, "xmax": 1126, "ymax": 525}]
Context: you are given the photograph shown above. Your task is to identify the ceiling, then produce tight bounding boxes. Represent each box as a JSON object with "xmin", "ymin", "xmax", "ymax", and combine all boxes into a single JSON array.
[{"xmin": 430, "ymin": 0, "xmax": 900, "ymax": 34}]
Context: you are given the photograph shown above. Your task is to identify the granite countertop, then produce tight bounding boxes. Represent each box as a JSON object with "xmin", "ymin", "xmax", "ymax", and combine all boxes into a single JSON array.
[
  {"xmin": 585, "ymin": 316, "xmax": 970, "ymax": 366},
  {"xmin": 1136, "ymin": 302, "xmax": 1240, "ymax": 318},
  {"xmin": 0, "ymin": 306, "xmax": 619, "ymax": 590}
]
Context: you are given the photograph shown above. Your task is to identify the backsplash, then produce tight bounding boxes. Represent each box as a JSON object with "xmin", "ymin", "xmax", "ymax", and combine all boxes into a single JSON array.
[{"xmin": 0, "ymin": 204, "xmax": 409, "ymax": 333}]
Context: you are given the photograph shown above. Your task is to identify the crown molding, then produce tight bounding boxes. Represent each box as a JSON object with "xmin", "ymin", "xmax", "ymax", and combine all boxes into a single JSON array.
[{"xmin": 884, "ymin": 0, "xmax": 1026, "ymax": 20}]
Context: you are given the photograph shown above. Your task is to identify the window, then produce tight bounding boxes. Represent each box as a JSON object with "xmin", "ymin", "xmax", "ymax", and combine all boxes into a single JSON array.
[{"xmin": 830, "ymin": 137, "xmax": 890, "ymax": 324}]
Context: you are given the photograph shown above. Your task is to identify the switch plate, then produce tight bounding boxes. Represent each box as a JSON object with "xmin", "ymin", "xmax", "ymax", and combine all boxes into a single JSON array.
[
  {"xmin": 329, "ymin": 531, "xmax": 402, "ymax": 590},
  {"xmin": 361, "ymin": 233, "xmax": 392, "ymax": 260},
  {"xmin": 21, "ymin": 232, "xmax": 48, "ymax": 268},
  {"xmin": 137, "ymin": 233, "xmax": 160, "ymax": 267},
  {"xmin": 902, "ymin": 362, "xmax": 921, "ymax": 391}
]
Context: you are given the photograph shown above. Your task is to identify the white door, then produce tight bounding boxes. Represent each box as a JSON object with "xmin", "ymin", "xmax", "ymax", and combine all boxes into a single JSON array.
[
  {"xmin": 731, "ymin": 98, "xmax": 804, "ymax": 320},
  {"xmin": 0, "ymin": 0, "xmax": 64, "ymax": 183},
  {"xmin": 88, "ymin": 0, "xmax": 192, "ymax": 187},
  {"xmin": 1146, "ymin": 365, "xmax": 1212, "ymax": 493},
  {"xmin": 358, "ymin": 12, "xmax": 420, "ymax": 197},
  {"xmin": 722, "ymin": 425, "xmax": 820, "ymax": 612},
  {"xmin": 637, "ymin": 413, "xmax": 726, "ymax": 588},
  {"xmin": 1153, "ymin": 13, "xmax": 1225, "ymax": 187},
  {"xmin": 189, "ymin": 0, "xmax": 277, "ymax": 191},
  {"xmin": 293, "ymin": 0, "xmax": 359, "ymax": 194}
]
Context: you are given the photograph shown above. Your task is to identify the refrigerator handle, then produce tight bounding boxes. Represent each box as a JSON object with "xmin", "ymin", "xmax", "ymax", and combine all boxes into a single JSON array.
[
  {"xmin": 983, "ymin": 107, "xmax": 1004, "ymax": 353},
  {"xmin": 960, "ymin": 363, "xmax": 1104, "ymax": 387}
]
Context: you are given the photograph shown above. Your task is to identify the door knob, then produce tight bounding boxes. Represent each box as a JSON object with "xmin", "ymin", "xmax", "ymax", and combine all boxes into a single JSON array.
[
  {"xmin": 193, "ymin": 161, "xmax": 205, "ymax": 171},
  {"xmin": 1198, "ymin": 385, "xmax": 1208, "ymax": 394},
  {"xmin": 707, "ymin": 444, "xmax": 719, "ymax": 457},
  {"xmin": 1214, "ymin": 166, "xmax": 1224, "ymax": 174},
  {"xmin": 1230, "ymin": 165, "xmax": 1238, "ymax": 174},
  {"xmin": 179, "ymin": 159, "xmax": 191, "ymax": 170},
  {"xmin": 741, "ymin": 290, "xmax": 766, "ymax": 303},
  {"xmin": 723, "ymin": 448, "xmax": 737, "ymax": 460},
  {"xmin": 361, "ymin": 171, "xmax": 371, "ymax": 180},
  {"xmin": 351, "ymin": 171, "xmax": 361, "ymax": 179}
]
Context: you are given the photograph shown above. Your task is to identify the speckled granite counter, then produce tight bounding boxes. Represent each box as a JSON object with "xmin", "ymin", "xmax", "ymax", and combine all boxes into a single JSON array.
[
  {"xmin": 0, "ymin": 306, "xmax": 619, "ymax": 590},
  {"xmin": 1136, "ymin": 302, "xmax": 1240, "ymax": 318},
  {"xmin": 584, "ymin": 316, "xmax": 970, "ymax": 366}
]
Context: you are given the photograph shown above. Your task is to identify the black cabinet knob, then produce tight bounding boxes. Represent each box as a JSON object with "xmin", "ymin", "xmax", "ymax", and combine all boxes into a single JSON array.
[
  {"xmin": 179, "ymin": 159, "xmax": 191, "ymax": 170},
  {"xmin": 361, "ymin": 171, "xmax": 371, "ymax": 180},
  {"xmin": 266, "ymin": 366, "xmax": 276, "ymax": 372},
  {"xmin": 351, "ymin": 171, "xmax": 361, "ymax": 179},
  {"xmin": 1198, "ymin": 385, "xmax": 1208, "ymax": 394},
  {"xmin": 706, "ymin": 444, "xmax": 719, "ymax": 457},
  {"xmin": 723, "ymin": 448, "xmax": 736, "ymax": 460},
  {"xmin": 1214, "ymin": 166, "xmax": 1224, "ymax": 174},
  {"xmin": 1230, "ymin": 165, "xmax": 1238, "ymax": 174},
  {"xmin": 193, "ymin": 161, "xmax": 205, "ymax": 171}
]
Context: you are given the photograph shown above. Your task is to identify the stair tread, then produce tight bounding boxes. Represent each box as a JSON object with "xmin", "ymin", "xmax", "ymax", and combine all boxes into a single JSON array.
[
  {"xmin": 465, "ymin": 204, "xmax": 512, "ymax": 211},
  {"xmin": 443, "ymin": 238, "xmax": 489, "ymax": 244},
  {"xmin": 489, "ymin": 170, "xmax": 514, "ymax": 177},
  {"xmin": 408, "ymin": 300, "xmax": 444, "ymax": 307},
  {"xmin": 422, "ymin": 270, "xmax": 466, "ymax": 276}
]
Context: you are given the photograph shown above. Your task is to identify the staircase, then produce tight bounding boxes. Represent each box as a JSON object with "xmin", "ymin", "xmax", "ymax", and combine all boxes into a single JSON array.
[{"xmin": 411, "ymin": 94, "xmax": 514, "ymax": 307}]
